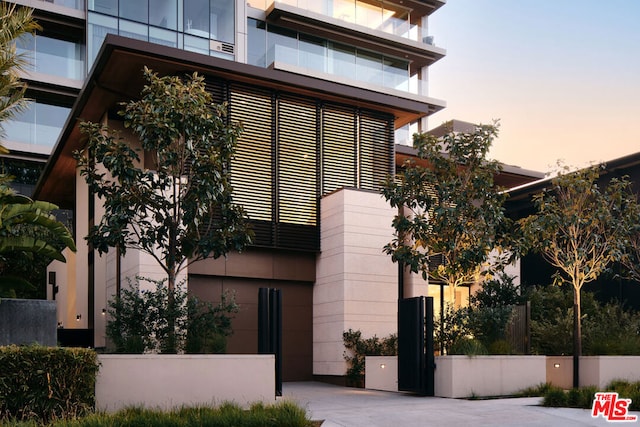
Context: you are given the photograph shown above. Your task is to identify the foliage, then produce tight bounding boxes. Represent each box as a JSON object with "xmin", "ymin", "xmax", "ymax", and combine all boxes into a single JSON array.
[
  {"xmin": 106, "ymin": 277, "xmax": 238, "ymax": 354},
  {"xmin": 3, "ymin": 401, "xmax": 314, "ymax": 426},
  {"xmin": 75, "ymin": 67, "xmax": 252, "ymax": 293},
  {"xmin": 0, "ymin": 3, "xmax": 41, "ymax": 150},
  {"xmin": 382, "ymin": 121, "xmax": 510, "ymax": 301},
  {"xmin": 436, "ymin": 271, "xmax": 525, "ymax": 354},
  {"xmin": 0, "ymin": 345, "xmax": 99, "ymax": 424},
  {"xmin": 518, "ymin": 164, "xmax": 639, "ymax": 363},
  {"xmin": 434, "ymin": 304, "xmax": 471, "ymax": 355},
  {"xmin": 0, "ymin": 178, "xmax": 76, "ymax": 297},
  {"xmin": 540, "ymin": 381, "xmax": 640, "ymax": 411},
  {"xmin": 516, "ymin": 382, "xmax": 555, "ymax": 397},
  {"xmin": 466, "ymin": 270, "xmax": 525, "ymax": 350},
  {"xmin": 448, "ymin": 337, "xmax": 488, "ymax": 356},
  {"xmin": 342, "ymin": 329, "xmax": 397, "ymax": 382},
  {"xmin": 526, "ymin": 284, "xmax": 640, "ymax": 355}
]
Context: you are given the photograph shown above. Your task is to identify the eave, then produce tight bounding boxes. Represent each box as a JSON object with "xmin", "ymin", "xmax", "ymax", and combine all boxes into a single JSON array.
[{"xmin": 35, "ymin": 34, "xmax": 444, "ymax": 207}]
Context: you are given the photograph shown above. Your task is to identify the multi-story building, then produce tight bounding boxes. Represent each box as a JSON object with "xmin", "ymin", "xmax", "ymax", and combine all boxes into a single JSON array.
[{"xmin": 4, "ymin": 0, "xmax": 541, "ymax": 382}]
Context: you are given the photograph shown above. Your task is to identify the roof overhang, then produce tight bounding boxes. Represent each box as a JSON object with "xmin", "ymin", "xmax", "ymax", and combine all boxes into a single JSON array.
[
  {"xmin": 35, "ymin": 34, "xmax": 444, "ymax": 207},
  {"xmin": 394, "ymin": 144, "xmax": 545, "ymax": 189}
]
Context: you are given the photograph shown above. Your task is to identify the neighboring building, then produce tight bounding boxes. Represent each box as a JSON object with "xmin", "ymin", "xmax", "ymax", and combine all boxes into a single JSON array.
[
  {"xmin": 507, "ymin": 152, "xmax": 640, "ymax": 310},
  {"xmin": 9, "ymin": 0, "xmax": 542, "ymax": 382}
]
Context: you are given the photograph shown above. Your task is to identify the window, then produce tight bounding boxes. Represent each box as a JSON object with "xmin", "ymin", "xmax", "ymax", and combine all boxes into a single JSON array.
[
  {"xmin": 17, "ymin": 32, "xmax": 84, "ymax": 80},
  {"xmin": 4, "ymin": 100, "xmax": 70, "ymax": 149}
]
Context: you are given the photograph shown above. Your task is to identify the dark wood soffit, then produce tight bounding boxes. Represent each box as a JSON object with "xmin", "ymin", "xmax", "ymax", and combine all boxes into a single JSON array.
[{"xmin": 36, "ymin": 35, "xmax": 442, "ymax": 207}]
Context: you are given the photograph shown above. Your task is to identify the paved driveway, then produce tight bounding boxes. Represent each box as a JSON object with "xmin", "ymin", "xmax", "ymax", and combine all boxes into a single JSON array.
[{"xmin": 282, "ymin": 382, "xmax": 638, "ymax": 426}]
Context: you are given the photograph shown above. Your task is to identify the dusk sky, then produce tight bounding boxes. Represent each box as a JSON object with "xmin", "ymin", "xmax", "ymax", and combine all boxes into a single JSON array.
[{"xmin": 428, "ymin": 0, "xmax": 640, "ymax": 174}]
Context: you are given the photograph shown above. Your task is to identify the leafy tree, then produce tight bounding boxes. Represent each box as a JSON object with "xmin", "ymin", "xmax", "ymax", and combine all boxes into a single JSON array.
[
  {"xmin": 382, "ymin": 122, "xmax": 509, "ymax": 303},
  {"xmin": 0, "ymin": 178, "xmax": 76, "ymax": 297},
  {"xmin": 0, "ymin": 3, "xmax": 40, "ymax": 152},
  {"xmin": 76, "ymin": 67, "xmax": 252, "ymax": 351},
  {"xmin": 518, "ymin": 164, "xmax": 638, "ymax": 386},
  {"xmin": 76, "ymin": 67, "xmax": 252, "ymax": 293}
]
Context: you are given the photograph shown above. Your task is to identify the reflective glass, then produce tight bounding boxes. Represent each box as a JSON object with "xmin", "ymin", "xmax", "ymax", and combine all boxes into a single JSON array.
[
  {"xmin": 119, "ymin": 20, "xmax": 149, "ymax": 42},
  {"xmin": 87, "ymin": 12, "xmax": 118, "ymax": 67},
  {"xmin": 150, "ymin": 27, "xmax": 178, "ymax": 47},
  {"xmin": 89, "ymin": 0, "xmax": 118, "ymax": 15},
  {"xmin": 328, "ymin": 43, "xmax": 355, "ymax": 80},
  {"xmin": 299, "ymin": 34, "xmax": 325, "ymax": 73},
  {"xmin": 150, "ymin": 0, "xmax": 178, "ymax": 30},
  {"xmin": 4, "ymin": 101, "xmax": 70, "ymax": 148},
  {"xmin": 120, "ymin": 1, "xmax": 148, "ymax": 23},
  {"xmin": 211, "ymin": 0, "xmax": 234, "ymax": 43},
  {"xmin": 247, "ymin": 19, "xmax": 267, "ymax": 67},
  {"xmin": 184, "ymin": 0, "xmax": 209, "ymax": 38},
  {"xmin": 356, "ymin": 51, "xmax": 382, "ymax": 85}
]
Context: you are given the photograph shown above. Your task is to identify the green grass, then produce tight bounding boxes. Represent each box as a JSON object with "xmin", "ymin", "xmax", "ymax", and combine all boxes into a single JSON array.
[
  {"xmin": 2, "ymin": 400, "xmax": 315, "ymax": 427},
  {"xmin": 535, "ymin": 380, "xmax": 640, "ymax": 410}
]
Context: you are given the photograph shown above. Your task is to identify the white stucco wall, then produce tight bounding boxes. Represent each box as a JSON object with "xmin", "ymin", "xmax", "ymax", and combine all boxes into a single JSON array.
[
  {"xmin": 314, "ymin": 188, "xmax": 398, "ymax": 376},
  {"xmin": 96, "ymin": 354, "xmax": 275, "ymax": 412}
]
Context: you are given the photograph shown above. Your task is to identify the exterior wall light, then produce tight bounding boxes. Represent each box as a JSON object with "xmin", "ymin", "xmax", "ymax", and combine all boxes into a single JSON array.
[
  {"xmin": 76, "ymin": 314, "xmax": 81, "ymax": 321},
  {"xmin": 553, "ymin": 363, "xmax": 560, "ymax": 368}
]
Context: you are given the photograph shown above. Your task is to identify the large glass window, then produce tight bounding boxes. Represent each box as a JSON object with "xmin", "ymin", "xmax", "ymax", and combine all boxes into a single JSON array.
[
  {"xmin": 88, "ymin": 12, "xmax": 118, "ymax": 66},
  {"xmin": 247, "ymin": 19, "xmax": 267, "ymax": 67},
  {"xmin": 89, "ymin": 0, "xmax": 118, "ymax": 15},
  {"xmin": 150, "ymin": 0, "xmax": 178, "ymax": 30},
  {"xmin": 4, "ymin": 101, "xmax": 70, "ymax": 149},
  {"xmin": 184, "ymin": 0, "xmax": 209, "ymax": 38},
  {"xmin": 120, "ymin": 1, "xmax": 148, "ymax": 23},
  {"xmin": 329, "ymin": 42, "xmax": 355, "ymax": 80},
  {"xmin": 299, "ymin": 34, "xmax": 325, "ymax": 72},
  {"xmin": 211, "ymin": 0, "xmax": 234, "ymax": 43},
  {"xmin": 17, "ymin": 33, "xmax": 84, "ymax": 80}
]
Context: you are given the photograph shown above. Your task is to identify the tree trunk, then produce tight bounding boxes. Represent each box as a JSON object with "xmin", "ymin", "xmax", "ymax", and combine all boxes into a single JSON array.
[
  {"xmin": 164, "ymin": 268, "xmax": 178, "ymax": 353},
  {"xmin": 572, "ymin": 287, "xmax": 582, "ymax": 388}
]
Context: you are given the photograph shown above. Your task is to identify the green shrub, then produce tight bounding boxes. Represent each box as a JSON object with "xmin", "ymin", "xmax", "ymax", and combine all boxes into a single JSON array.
[
  {"xmin": 566, "ymin": 386, "xmax": 597, "ymax": 408},
  {"xmin": 0, "ymin": 345, "xmax": 99, "ymax": 424},
  {"xmin": 488, "ymin": 339, "xmax": 512, "ymax": 355},
  {"xmin": 106, "ymin": 277, "xmax": 238, "ymax": 354},
  {"xmin": 607, "ymin": 380, "xmax": 640, "ymax": 411},
  {"xmin": 449, "ymin": 337, "xmax": 488, "ymax": 356},
  {"xmin": 517, "ymin": 382, "xmax": 554, "ymax": 397},
  {"xmin": 342, "ymin": 329, "xmax": 397, "ymax": 383},
  {"xmin": 542, "ymin": 387, "xmax": 568, "ymax": 407}
]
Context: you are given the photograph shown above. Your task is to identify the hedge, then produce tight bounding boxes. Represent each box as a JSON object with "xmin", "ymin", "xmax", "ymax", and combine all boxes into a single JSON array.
[{"xmin": 0, "ymin": 345, "xmax": 99, "ymax": 423}]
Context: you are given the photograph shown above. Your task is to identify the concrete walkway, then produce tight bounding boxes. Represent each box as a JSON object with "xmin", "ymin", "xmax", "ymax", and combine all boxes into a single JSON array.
[{"xmin": 281, "ymin": 382, "xmax": 639, "ymax": 426}]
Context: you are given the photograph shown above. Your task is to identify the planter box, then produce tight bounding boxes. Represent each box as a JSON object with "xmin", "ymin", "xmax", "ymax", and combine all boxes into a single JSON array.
[
  {"xmin": 366, "ymin": 355, "xmax": 546, "ymax": 398},
  {"xmin": 96, "ymin": 354, "xmax": 275, "ymax": 412},
  {"xmin": 580, "ymin": 356, "xmax": 640, "ymax": 388},
  {"xmin": 434, "ymin": 355, "xmax": 546, "ymax": 398}
]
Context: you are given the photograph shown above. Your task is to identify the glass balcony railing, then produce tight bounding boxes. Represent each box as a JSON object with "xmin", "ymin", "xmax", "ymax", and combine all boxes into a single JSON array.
[
  {"xmin": 40, "ymin": 0, "xmax": 85, "ymax": 10},
  {"xmin": 268, "ymin": 44, "xmax": 428, "ymax": 97},
  {"xmin": 253, "ymin": 0, "xmax": 435, "ymax": 45},
  {"xmin": 17, "ymin": 35, "xmax": 85, "ymax": 81}
]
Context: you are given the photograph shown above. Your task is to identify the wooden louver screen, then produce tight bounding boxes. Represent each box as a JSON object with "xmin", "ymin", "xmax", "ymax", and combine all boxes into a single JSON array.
[
  {"xmin": 278, "ymin": 96, "xmax": 317, "ymax": 226},
  {"xmin": 229, "ymin": 86, "xmax": 273, "ymax": 222},
  {"xmin": 359, "ymin": 111, "xmax": 394, "ymax": 191},
  {"xmin": 321, "ymin": 105, "xmax": 356, "ymax": 195}
]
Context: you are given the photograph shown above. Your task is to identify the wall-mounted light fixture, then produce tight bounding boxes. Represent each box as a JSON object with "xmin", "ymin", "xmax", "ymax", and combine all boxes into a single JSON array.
[
  {"xmin": 553, "ymin": 363, "xmax": 560, "ymax": 368},
  {"xmin": 76, "ymin": 314, "xmax": 81, "ymax": 321},
  {"xmin": 101, "ymin": 309, "xmax": 106, "ymax": 315},
  {"xmin": 380, "ymin": 364, "xmax": 386, "ymax": 369}
]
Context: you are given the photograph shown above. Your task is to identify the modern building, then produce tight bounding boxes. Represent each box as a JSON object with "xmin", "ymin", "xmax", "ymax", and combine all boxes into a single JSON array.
[{"xmin": 5, "ymin": 0, "xmax": 542, "ymax": 382}]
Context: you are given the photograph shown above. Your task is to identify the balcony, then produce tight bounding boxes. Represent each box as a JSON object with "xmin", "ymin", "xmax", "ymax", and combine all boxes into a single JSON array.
[{"xmin": 265, "ymin": 1, "xmax": 445, "ymax": 73}]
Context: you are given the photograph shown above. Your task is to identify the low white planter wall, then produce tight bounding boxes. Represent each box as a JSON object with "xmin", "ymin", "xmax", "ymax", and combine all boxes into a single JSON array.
[
  {"xmin": 366, "ymin": 355, "xmax": 546, "ymax": 398},
  {"xmin": 434, "ymin": 356, "xmax": 546, "ymax": 398},
  {"xmin": 96, "ymin": 354, "xmax": 275, "ymax": 412},
  {"xmin": 365, "ymin": 356, "xmax": 398, "ymax": 392},
  {"xmin": 580, "ymin": 356, "xmax": 640, "ymax": 388}
]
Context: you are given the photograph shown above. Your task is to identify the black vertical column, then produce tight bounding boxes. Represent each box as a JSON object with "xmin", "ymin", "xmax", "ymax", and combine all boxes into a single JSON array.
[{"xmin": 258, "ymin": 288, "xmax": 282, "ymax": 396}]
